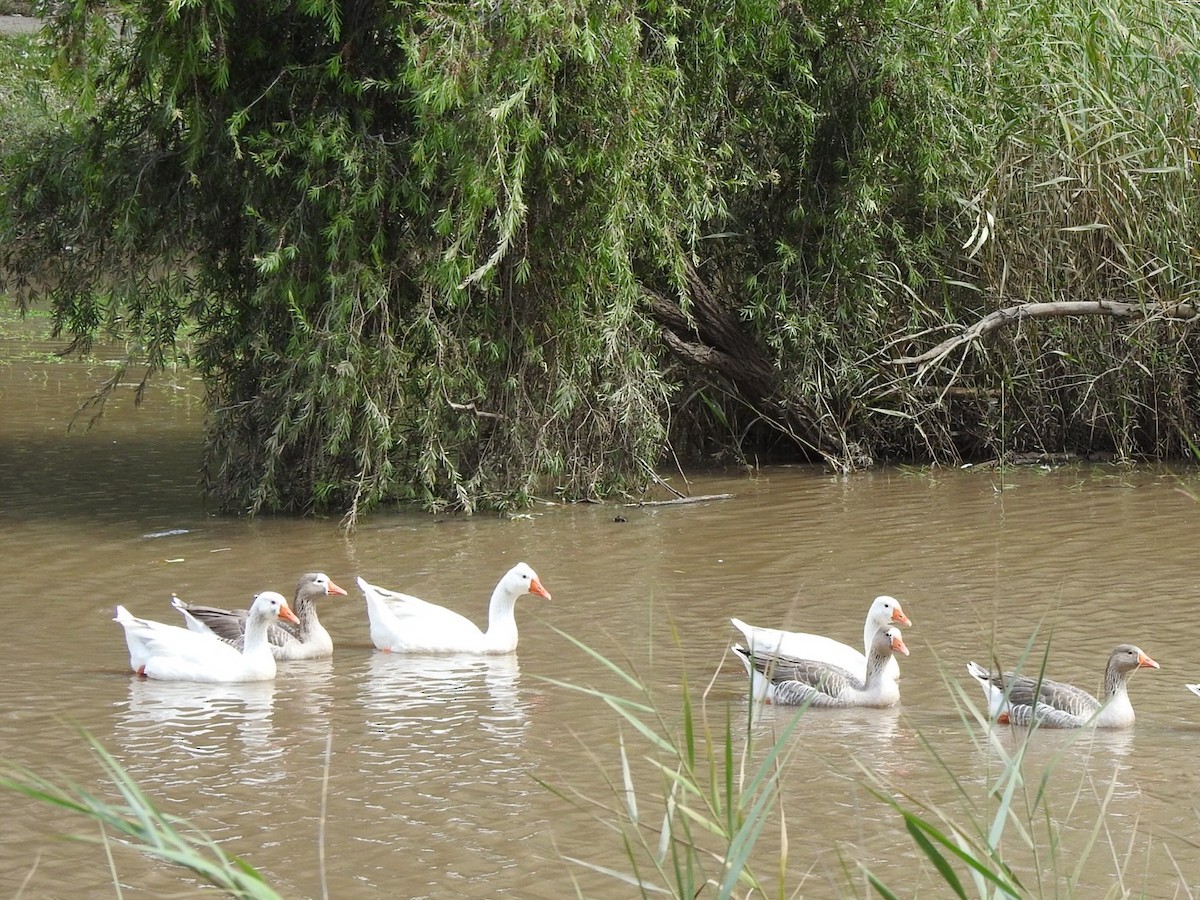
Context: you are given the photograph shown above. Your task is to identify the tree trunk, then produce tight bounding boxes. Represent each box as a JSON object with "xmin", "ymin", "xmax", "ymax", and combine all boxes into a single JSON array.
[{"xmin": 645, "ymin": 264, "xmax": 847, "ymax": 463}]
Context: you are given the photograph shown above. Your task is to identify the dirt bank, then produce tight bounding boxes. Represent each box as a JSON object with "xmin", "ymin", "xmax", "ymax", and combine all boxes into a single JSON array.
[{"xmin": 0, "ymin": 14, "xmax": 40, "ymax": 34}]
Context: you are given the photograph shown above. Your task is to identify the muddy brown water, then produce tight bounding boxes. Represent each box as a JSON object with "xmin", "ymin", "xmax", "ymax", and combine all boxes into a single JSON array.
[{"xmin": 3, "ymin": 326, "xmax": 1200, "ymax": 896}]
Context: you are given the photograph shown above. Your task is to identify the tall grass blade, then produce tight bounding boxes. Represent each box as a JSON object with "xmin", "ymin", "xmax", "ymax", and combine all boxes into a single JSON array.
[
  {"xmin": 903, "ymin": 817, "xmax": 969, "ymax": 899},
  {"xmin": 1, "ymin": 730, "xmax": 283, "ymax": 899},
  {"xmin": 863, "ymin": 868, "xmax": 903, "ymax": 900},
  {"xmin": 560, "ymin": 855, "xmax": 671, "ymax": 894},
  {"xmin": 619, "ymin": 730, "xmax": 638, "ymax": 824}
]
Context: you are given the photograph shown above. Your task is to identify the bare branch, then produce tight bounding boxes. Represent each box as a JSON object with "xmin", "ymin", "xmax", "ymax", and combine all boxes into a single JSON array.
[
  {"xmin": 624, "ymin": 493, "xmax": 735, "ymax": 508},
  {"xmin": 448, "ymin": 401, "xmax": 503, "ymax": 420},
  {"xmin": 892, "ymin": 300, "xmax": 1200, "ymax": 367}
]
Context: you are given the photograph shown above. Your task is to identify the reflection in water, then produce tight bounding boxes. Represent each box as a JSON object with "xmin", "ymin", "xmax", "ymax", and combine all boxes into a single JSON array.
[
  {"xmin": 345, "ymin": 652, "xmax": 538, "ymax": 891},
  {"xmin": 971, "ymin": 721, "xmax": 1139, "ymax": 805},
  {"xmin": 115, "ymin": 678, "xmax": 282, "ymax": 786},
  {"xmin": 275, "ymin": 656, "xmax": 337, "ymax": 736},
  {"xmin": 745, "ymin": 701, "xmax": 906, "ymax": 777},
  {"xmin": 357, "ymin": 651, "xmax": 525, "ymax": 742}
]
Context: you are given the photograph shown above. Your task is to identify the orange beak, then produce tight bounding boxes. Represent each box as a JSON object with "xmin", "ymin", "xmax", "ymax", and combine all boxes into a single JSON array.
[
  {"xmin": 327, "ymin": 579, "xmax": 348, "ymax": 597},
  {"xmin": 1138, "ymin": 652, "xmax": 1160, "ymax": 669},
  {"xmin": 892, "ymin": 606, "xmax": 912, "ymax": 627},
  {"xmin": 278, "ymin": 600, "xmax": 301, "ymax": 625},
  {"xmin": 891, "ymin": 634, "xmax": 910, "ymax": 656},
  {"xmin": 529, "ymin": 577, "xmax": 551, "ymax": 601}
]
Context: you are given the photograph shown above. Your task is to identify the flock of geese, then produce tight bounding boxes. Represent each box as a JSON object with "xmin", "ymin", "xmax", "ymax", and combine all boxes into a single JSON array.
[
  {"xmin": 114, "ymin": 564, "xmax": 550, "ymax": 681},
  {"xmin": 115, "ymin": 564, "xmax": 1178, "ymax": 729},
  {"xmin": 733, "ymin": 595, "xmax": 1170, "ymax": 728}
]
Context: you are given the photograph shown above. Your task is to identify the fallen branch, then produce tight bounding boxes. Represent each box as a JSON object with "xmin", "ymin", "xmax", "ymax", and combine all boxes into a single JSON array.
[
  {"xmin": 892, "ymin": 300, "xmax": 1200, "ymax": 367},
  {"xmin": 448, "ymin": 400, "xmax": 503, "ymax": 420},
  {"xmin": 624, "ymin": 493, "xmax": 735, "ymax": 508}
]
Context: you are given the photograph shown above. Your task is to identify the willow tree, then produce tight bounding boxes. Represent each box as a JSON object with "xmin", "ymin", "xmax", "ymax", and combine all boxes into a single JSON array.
[
  {"xmin": 2, "ymin": 0, "xmax": 886, "ymax": 523},
  {"xmin": 4, "ymin": 0, "xmax": 1200, "ymax": 524}
]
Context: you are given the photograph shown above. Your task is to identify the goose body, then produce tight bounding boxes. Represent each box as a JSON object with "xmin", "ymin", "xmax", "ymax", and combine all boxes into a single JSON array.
[
  {"xmin": 730, "ymin": 596, "xmax": 911, "ymax": 705},
  {"xmin": 733, "ymin": 627, "xmax": 910, "ymax": 708},
  {"xmin": 172, "ymin": 572, "xmax": 347, "ymax": 660},
  {"xmin": 357, "ymin": 562, "xmax": 550, "ymax": 654},
  {"xmin": 966, "ymin": 644, "xmax": 1159, "ymax": 728},
  {"xmin": 115, "ymin": 592, "xmax": 300, "ymax": 683}
]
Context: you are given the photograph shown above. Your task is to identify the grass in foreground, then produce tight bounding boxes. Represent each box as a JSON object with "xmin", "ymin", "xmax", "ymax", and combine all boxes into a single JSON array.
[{"xmin": 1, "ymin": 730, "xmax": 283, "ymax": 899}]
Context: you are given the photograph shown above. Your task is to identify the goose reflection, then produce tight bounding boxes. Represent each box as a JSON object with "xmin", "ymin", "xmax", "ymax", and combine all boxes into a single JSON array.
[
  {"xmin": 115, "ymin": 678, "xmax": 281, "ymax": 781},
  {"xmin": 359, "ymin": 651, "xmax": 524, "ymax": 723},
  {"xmin": 273, "ymin": 656, "xmax": 336, "ymax": 735},
  {"xmin": 971, "ymin": 722, "xmax": 1139, "ymax": 803},
  {"xmin": 355, "ymin": 652, "xmax": 529, "ymax": 788},
  {"xmin": 978, "ymin": 717, "xmax": 1135, "ymax": 761},
  {"xmin": 745, "ymin": 701, "xmax": 906, "ymax": 776}
]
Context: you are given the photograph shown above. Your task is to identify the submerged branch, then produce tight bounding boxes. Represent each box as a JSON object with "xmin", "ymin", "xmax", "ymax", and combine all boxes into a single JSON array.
[
  {"xmin": 892, "ymin": 300, "xmax": 1200, "ymax": 367},
  {"xmin": 624, "ymin": 493, "xmax": 735, "ymax": 508}
]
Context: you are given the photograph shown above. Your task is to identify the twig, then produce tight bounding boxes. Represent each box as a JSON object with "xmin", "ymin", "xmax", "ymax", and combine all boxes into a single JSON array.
[
  {"xmin": 318, "ymin": 732, "xmax": 332, "ymax": 900},
  {"xmin": 639, "ymin": 461, "xmax": 686, "ymax": 499},
  {"xmin": 624, "ymin": 493, "xmax": 735, "ymax": 508}
]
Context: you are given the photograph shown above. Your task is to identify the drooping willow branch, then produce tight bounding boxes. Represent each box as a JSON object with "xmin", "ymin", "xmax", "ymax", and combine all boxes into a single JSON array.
[{"xmin": 891, "ymin": 300, "xmax": 1200, "ymax": 368}]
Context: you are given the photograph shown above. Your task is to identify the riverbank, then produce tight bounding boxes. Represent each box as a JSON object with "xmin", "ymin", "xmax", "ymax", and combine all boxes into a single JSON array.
[{"xmin": 0, "ymin": 14, "xmax": 39, "ymax": 34}]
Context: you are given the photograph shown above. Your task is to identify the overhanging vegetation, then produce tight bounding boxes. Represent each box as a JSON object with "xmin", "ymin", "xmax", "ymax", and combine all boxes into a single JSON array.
[{"xmin": 2, "ymin": 0, "xmax": 1198, "ymax": 523}]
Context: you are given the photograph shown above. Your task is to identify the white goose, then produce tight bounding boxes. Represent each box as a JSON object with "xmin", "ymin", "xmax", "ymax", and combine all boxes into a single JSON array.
[
  {"xmin": 733, "ymin": 626, "xmax": 910, "ymax": 707},
  {"xmin": 171, "ymin": 572, "xmax": 347, "ymax": 660},
  {"xmin": 730, "ymin": 595, "xmax": 912, "ymax": 705},
  {"xmin": 357, "ymin": 562, "xmax": 551, "ymax": 653},
  {"xmin": 115, "ymin": 591, "xmax": 299, "ymax": 683},
  {"xmin": 966, "ymin": 644, "xmax": 1159, "ymax": 728}
]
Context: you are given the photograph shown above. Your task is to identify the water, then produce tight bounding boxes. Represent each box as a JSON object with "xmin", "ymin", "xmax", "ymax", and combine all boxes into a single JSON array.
[{"xmin": 3, "ymin": 328, "xmax": 1200, "ymax": 897}]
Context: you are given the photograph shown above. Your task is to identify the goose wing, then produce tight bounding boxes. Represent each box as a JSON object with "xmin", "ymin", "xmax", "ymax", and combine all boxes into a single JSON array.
[
  {"xmin": 737, "ymin": 647, "xmax": 863, "ymax": 705},
  {"xmin": 172, "ymin": 599, "xmax": 301, "ymax": 648},
  {"xmin": 999, "ymin": 673, "xmax": 1100, "ymax": 718}
]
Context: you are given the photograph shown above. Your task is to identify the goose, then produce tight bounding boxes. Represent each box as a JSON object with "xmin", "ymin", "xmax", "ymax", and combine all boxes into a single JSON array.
[
  {"xmin": 171, "ymin": 572, "xmax": 347, "ymax": 660},
  {"xmin": 732, "ymin": 626, "xmax": 910, "ymax": 707},
  {"xmin": 730, "ymin": 595, "xmax": 912, "ymax": 704},
  {"xmin": 115, "ymin": 591, "xmax": 300, "ymax": 683},
  {"xmin": 966, "ymin": 644, "xmax": 1159, "ymax": 728},
  {"xmin": 357, "ymin": 562, "xmax": 550, "ymax": 653}
]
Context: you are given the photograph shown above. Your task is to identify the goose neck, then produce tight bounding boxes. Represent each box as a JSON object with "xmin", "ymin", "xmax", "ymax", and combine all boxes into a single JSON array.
[
  {"xmin": 243, "ymin": 613, "xmax": 273, "ymax": 656},
  {"xmin": 864, "ymin": 648, "xmax": 891, "ymax": 688},
  {"xmin": 293, "ymin": 594, "xmax": 320, "ymax": 635}
]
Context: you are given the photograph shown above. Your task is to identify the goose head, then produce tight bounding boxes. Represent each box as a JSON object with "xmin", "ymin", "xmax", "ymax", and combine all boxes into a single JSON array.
[
  {"xmin": 870, "ymin": 626, "xmax": 910, "ymax": 658},
  {"xmin": 250, "ymin": 591, "xmax": 301, "ymax": 625},
  {"xmin": 868, "ymin": 595, "xmax": 911, "ymax": 629},
  {"xmin": 502, "ymin": 563, "xmax": 552, "ymax": 601},
  {"xmin": 1108, "ymin": 644, "xmax": 1158, "ymax": 675},
  {"xmin": 301, "ymin": 572, "xmax": 348, "ymax": 598}
]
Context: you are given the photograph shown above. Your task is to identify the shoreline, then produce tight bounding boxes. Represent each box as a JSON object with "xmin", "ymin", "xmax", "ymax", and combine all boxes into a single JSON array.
[{"xmin": 0, "ymin": 14, "xmax": 41, "ymax": 34}]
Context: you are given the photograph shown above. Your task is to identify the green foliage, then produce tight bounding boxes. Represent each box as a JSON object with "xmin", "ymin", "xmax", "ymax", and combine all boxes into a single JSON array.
[
  {"xmin": 2, "ymin": 0, "xmax": 1199, "ymax": 520},
  {"xmin": 0, "ymin": 32, "xmax": 57, "ymax": 156},
  {"xmin": 917, "ymin": 0, "xmax": 1200, "ymax": 464}
]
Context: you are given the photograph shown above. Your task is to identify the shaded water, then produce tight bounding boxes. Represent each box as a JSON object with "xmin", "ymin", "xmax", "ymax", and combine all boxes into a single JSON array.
[{"xmin": 3, "ymin": 326, "xmax": 1200, "ymax": 896}]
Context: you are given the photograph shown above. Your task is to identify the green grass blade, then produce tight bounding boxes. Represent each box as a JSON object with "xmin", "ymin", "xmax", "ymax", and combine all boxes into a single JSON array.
[{"xmin": 905, "ymin": 817, "xmax": 969, "ymax": 899}]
